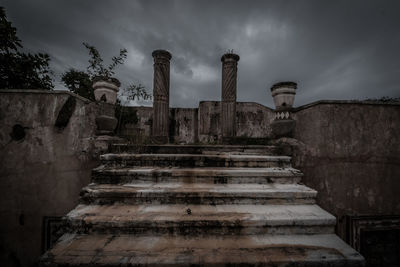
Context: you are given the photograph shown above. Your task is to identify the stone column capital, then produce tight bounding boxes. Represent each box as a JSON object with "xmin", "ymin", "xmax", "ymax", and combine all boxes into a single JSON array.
[
  {"xmin": 270, "ymin": 81, "xmax": 297, "ymax": 109},
  {"xmin": 221, "ymin": 53, "xmax": 240, "ymax": 63},
  {"xmin": 152, "ymin": 50, "xmax": 172, "ymax": 61}
]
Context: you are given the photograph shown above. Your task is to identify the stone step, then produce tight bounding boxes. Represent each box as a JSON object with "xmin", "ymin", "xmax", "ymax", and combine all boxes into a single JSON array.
[
  {"xmin": 92, "ymin": 166, "xmax": 303, "ymax": 184},
  {"xmin": 100, "ymin": 153, "xmax": 292, "ymax": 168},
  {"xmin": 40, "ymin": 233, "xmax": 364, "ymax": 266},
  {"xmin": 111, "ymin": 144, "xmax": 279, "ymax": 155},
  {"xmin": 80, "ymin": 183, "xmax": 317, "ymax": 205},
  {"xmin": 66, "ymin": 204, "xmax": 335, "ymax": 236}
]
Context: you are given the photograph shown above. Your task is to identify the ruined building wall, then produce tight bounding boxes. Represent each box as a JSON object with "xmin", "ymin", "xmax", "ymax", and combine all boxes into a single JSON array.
[
  {"xmin": 197, "ymin": 101, "xmax": 275, "ymax": 143},
  {"xmin": 236, "ymin": 102, "xmax": 274, "ymax": 138},
  {"xmin": 118, "ymin": 106, "xmax": 152, "ymax": 139},
  {"xmin": 292, "ymin": 101, "xmax": 400, "ymax": 241},
  {"xmin": 120, "ymin": 102, "xmax": 274, "ymax": 144},
  {"xmin": 1, "ymin": 89, "xmax": 399, "ymax": 266},
  {"xmin": 198, "ymin": 101, "xmax": 221, "ymax": 143},
  {"xmin": 0, "ymin": 90, "xmax": 100, "ymax": 267},
  {"xmin": 169, "ymin": 108, "xmax": 198, "ymax": 144},
  {"xmin": 119, "ymin": 107, "xmax": 199, "ymax": 144}
]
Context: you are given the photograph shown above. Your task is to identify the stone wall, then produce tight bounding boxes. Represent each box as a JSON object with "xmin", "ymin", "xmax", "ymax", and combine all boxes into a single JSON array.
[
  {"xmin": 198, "ymin": 101, "xmax": 221, "ymax": 143},
  {"xmin": 291, "ymin": 101, "xmax": 400, "ymax": 241},
  {"xmin": 169, "ymin": 108, "xmax": 198, "ymax": 144},
  {"xmin": 119, "ymin": 107, "xmax": 199, "ymax": 144},
  {"xmin": 118, "ymin": 106, "xmax": 152, "ymax": 142},
  {"xmin": 120, "ymin": 101, "xmax": 274, "ymax": 144},
  {"xmin": 0, "ymin": 90, "xmax": 100, "ymax": 267},
  {"xmin": 1, "ymin": 90, "xmax": 399, "ymax": 266},
  {"xmin": 236, "ymin": 102, "xmax": 274, "ymax": 138}
]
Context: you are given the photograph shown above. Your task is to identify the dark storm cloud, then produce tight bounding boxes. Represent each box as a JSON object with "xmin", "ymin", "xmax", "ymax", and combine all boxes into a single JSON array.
[{"xmin": 3, "ymin": 0, "xmax": 400, "ymax": 107}]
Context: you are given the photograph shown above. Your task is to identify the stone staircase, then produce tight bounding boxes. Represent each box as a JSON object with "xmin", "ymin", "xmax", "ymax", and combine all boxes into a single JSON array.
[{"xmin": 40, "ymin": 144, "xmax": 364, "ymax": 266}]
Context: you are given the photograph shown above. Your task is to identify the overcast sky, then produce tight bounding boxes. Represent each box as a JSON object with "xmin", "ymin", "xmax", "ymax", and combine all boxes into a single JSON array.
[{"xmin": 3, "ymin": 0, "xmax": 400, "ymax": 107}]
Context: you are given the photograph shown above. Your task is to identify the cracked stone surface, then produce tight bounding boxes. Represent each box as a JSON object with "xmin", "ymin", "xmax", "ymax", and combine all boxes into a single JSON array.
[{"xmin": 40, "ymin": 144, "xmax": 364, "ymax": 266}]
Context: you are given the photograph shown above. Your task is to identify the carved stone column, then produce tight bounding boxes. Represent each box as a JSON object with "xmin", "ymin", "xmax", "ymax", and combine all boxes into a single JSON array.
[
  {"xmin": 221, "ymin": 53, "xmax": 240, "ymax": 138},
  {"xmin": 152, "ymin": 50, "xmax": 172, "ymax": 143}
]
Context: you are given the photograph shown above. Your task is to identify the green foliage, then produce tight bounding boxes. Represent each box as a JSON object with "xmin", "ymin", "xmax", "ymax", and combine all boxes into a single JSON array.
[
  {"xmin": 0, "ymin": 7, "xmax": 21, "ymax": 52},
  {"xmin": 62, "ymin": 42, "xmax": 128, "ymax": 99},
  {"xmin": 61, "ymin": 69, "xmax": 94, "ymax": 100},
  {"xmin": 120, "ymin": 83, "xmax": 152, "ymax": 102},
  {"xmin": 61, "ymin": 42, "xmax": 152, "ymax": 119},
  {"xmin": 115, "ymin": 84, "xmax": 152, "ymax": 134},
  {"xmin": 0, "ymin": 7, "xmax": 53, "ymax": 90},
  {"xmin": 83, "ymin": 42, "xmax": 127, "ymax": 79}
]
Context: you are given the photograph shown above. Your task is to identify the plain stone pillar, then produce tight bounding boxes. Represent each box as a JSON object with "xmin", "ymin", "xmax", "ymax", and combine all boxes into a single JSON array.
[
  {"xmin": 221, "ymin": 53, "xmax": 240, "ymax": 138},
  {"xmin": 152, "ymin": 50, "xmax": 172, "ymax": 143}
]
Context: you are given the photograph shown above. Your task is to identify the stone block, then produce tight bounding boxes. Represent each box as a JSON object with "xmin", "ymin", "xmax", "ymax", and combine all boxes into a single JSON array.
[{"xmin": 271, "ymin": 119, "xmax": 296, "ymax": 138}]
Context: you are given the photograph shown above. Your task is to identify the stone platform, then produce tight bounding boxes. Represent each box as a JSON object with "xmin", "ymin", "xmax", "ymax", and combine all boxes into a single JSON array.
[{"xmin": 40, "ymin": 144, "xmax": 364, "ymax": 266}]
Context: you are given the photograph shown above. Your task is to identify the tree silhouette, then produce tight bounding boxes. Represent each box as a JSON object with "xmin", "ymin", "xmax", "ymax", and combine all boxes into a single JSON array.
[{"xmin": 0, "ymin": 7, "xmax": 53, "ymax": 90}]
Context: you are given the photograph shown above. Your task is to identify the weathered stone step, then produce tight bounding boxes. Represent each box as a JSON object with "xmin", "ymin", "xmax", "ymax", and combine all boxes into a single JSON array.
[
  {"xmin": 66, "ymin": 204, "xmax": 335, "ymax": 236},
  {"xmin": 100, "ymin": 153, "xmax": 291, "ymax": 168},
  {"xmin": 40, "ymin": 233, "xmax": 364, "ymax": 266},
  {"xmin": 92, "ymin": 166, "xmax": 303, "ymax": 184},
  {"xmin": 80, "ymin": 183, "xmax": 317, "ymax": 205},
  {"xmin": 111, "ymin": 144, "xmax": 279, "ymax": 155}
]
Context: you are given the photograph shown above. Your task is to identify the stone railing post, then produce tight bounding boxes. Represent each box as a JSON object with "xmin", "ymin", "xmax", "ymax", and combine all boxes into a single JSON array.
[
  {"xmin": 93, "ymin": 78, "xmax": 120, "ymax": 136},
  {"xmin": 151, "ymin": 50, "xmax": 172, "ymax": 143},
  {"xmin": 270, "ymin": 81, "xmax": 297, "ymax": 138},
  {"xmin": 92, "ymin": 78, "xmax": 122, "ymax": 155},
  {"xmin": 221, "ymin": 53, "xmax": 240, "ymax": 139}
]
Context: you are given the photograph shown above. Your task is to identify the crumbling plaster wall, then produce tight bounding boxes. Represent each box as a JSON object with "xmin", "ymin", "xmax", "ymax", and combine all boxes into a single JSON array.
[
  {"xmin": 3, "ymin": 89, "xmax": 398, "ymax": 267},
  {"xmin": 198, "ymin": 101, "xmax": 221, "ymax": 143},
  {"xmin": 122, "ymin": 102, "xmax": 273, "ymax": 144},
  {"xmin": 292, "ymin": 101, "xmax": 400, "ymax": 238},
  {"xmin": 120, "ymin": 107, "xmax": 199, "ymax": 144},
  {"xmin": 119, "ymin": 106, "xmax": 152, "ymax": 139},
  {"xmin": 236, "ymin": 102, "xmax": 274, "ymax": 138},
  {"xmin": 169, "ymin": 108, "xmax": 198, "ymax": 144},
  {"xmin": 198, "ymin": 101, "xmax": 274, "ymax": 143},
  {"xmin": 0, "ymin": 90, "xmax": 99, "ymax": 267}
]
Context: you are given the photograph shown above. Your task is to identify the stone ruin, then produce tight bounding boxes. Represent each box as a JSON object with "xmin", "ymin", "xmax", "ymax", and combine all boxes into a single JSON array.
[{"xmin": 37, "ymin": 50, "xmax": 366, "ymax": 266}]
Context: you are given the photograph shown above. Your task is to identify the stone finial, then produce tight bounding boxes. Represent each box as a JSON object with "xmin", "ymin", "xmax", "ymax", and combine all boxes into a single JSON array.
[
  {"xmin": 270, "ymin": 81, "xmax": 297, "ymax": 138},
  {"xmin": 93, "ymin": 79, "xmax": 120, "ymax": 105},
  {"xmin": 152, "ymin": 49, "xmax": 172, "ymax": 143},
  {"xmin": 270, "ymin": 81, "xmax": 297, "ymax": 109},
  {"xmin": 221, "ymin": 53, "xmax": 240, "ymax": 138},
  {"xmin": 92, "ymin": 78, "xmax": 120, "ymax": 136}
]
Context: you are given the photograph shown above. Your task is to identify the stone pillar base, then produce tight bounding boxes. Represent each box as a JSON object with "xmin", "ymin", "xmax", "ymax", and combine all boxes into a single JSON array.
[
  {"xmin": 151, "ymin": 136, "xmax": 169, "ymax": 144},
  {"xmin": 93, "ymin": 135, "xmax": 124, "ymax": 156},
  {"xmin": 95, "ymin": 115, "xmax": 118, "ymax": 135}
]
